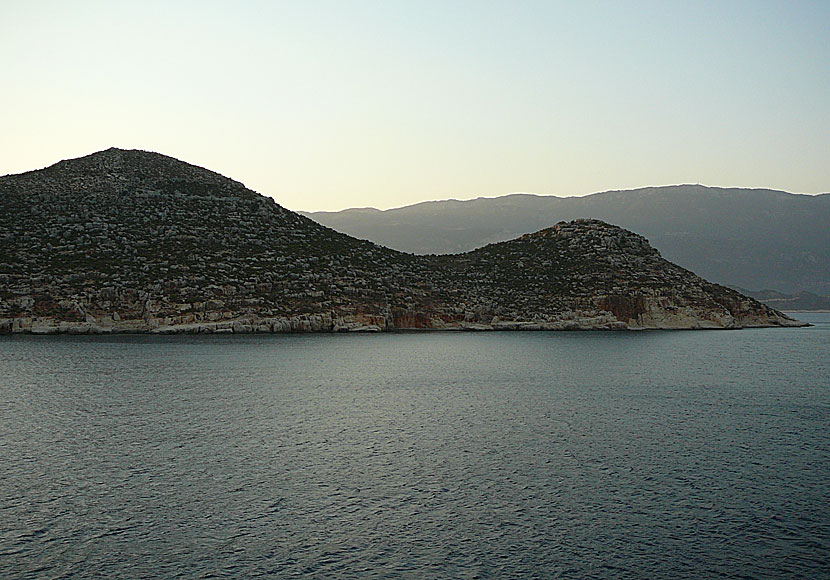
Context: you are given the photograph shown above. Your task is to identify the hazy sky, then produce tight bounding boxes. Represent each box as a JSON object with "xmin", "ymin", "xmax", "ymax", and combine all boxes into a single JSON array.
[{"xmin": 2, "ymin": 1, "xmax": 828, "ymax": 211}]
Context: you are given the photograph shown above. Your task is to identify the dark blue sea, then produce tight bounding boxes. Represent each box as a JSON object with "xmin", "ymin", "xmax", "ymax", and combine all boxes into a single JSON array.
[{"xmin": 1, "ymin": 314, "xmax": 828, "ymax": 579}]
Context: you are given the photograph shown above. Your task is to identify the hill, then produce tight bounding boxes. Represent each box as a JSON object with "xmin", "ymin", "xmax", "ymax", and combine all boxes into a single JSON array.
[
  {"xmin": 0, "ymin": 149, "xmax": 803, "ymax": 333},
  {"xmin": 302, "ymin": 187, "xmax": 830, "ymax": 296}
]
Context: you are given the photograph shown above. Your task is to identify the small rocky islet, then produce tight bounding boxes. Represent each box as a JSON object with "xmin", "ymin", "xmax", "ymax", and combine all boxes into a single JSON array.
[{"xmin": 0, "ymin": 148, "xmax": 805, "ymax": 334}]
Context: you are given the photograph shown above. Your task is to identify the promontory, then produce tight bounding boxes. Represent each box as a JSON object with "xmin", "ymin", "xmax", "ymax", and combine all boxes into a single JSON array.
[{"xmin": 0, "ymin": 148, "xmax": 805, "ymax": 334}]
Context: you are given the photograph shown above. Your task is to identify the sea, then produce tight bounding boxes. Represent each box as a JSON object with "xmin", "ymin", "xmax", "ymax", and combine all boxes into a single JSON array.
[{"xmin": 1, "ymin": 313, "xmax": 828, "ymax": 579}]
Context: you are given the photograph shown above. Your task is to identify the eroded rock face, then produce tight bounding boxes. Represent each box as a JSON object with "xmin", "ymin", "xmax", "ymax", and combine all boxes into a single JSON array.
[{"xmin": 0, "ymin": 149, "xmax": 806, "ymax": 334}]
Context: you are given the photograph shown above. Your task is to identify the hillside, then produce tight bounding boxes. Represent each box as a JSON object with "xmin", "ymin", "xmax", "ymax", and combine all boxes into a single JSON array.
[
  {"xmin": 0, "ymin": 149, "xmax": 803, "ymax": 333},
  {"xmin": 303, "ymin": 187, "xmax": 830, "ymax": 296}
]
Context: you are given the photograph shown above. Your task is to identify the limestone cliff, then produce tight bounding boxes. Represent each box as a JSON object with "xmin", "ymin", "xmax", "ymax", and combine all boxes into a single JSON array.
[{"xmin": 0, "ymin": 149, "xmax": 805, "ymax": 333}]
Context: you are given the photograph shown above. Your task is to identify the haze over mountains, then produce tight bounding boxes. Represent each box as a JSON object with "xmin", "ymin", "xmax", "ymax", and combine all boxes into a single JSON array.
[
  {"xmin": 0, "ymin": 149, "xmax": 801, "ymax": 333},
  {"xmin": 303, "ymin": 187, "xmax": 830, "ymax": 297}
]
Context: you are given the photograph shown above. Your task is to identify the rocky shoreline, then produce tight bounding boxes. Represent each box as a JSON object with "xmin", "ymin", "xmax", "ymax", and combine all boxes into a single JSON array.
[{"xmin": 2, "ymin": 306, "xmax": 805, "ymax": 335}]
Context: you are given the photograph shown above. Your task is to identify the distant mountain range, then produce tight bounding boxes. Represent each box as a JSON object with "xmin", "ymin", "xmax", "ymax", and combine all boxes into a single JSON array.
[
  {"xmin": 0, "ymin": 149, "xmax": 802, "ymax": 333},
  {"xmin": 731, "ymin": 288, "xmax": 830, "ymax": 312},
  {"xmin": 303, "ymin": 186, "xmax": 830, "ymax": 297}
]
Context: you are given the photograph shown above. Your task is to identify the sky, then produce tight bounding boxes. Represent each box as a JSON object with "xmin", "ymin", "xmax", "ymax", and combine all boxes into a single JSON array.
[{"xmin": 1, "ymin": 0, "xmax": 828, "ymax": 211}]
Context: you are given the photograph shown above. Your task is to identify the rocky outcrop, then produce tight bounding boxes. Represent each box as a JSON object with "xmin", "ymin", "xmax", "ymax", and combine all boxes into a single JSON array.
[{"xmin": 0, "ymin": 149, "xmax": 806, "ymax": 334}]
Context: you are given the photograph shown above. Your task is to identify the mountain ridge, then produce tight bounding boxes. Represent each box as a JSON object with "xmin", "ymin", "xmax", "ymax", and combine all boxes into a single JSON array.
[
  {"xmin": 302, "ymin": 186, "xmax": 830, "ymax": 296},
  {"xmin": 0, "ymin": 149, "xmax": 805, "ymax": 334},
  {"xmin": 310, "ymin": 187, "xmax": 829, "ymax": 216}
]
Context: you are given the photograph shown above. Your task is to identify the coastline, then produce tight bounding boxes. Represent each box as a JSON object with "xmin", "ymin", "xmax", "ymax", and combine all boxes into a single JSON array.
[{"xmin": 0, "ymin": 313, "xmax": 810, "ymax": 335}]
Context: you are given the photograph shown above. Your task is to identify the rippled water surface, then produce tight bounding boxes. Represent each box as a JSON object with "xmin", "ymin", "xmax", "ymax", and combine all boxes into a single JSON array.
[{"xmin": 1, "ymin": 315, "xmax": 829, "ymax": 579}]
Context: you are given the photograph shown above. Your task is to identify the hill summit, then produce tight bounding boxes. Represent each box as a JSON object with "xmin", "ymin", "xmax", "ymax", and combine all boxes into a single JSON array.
[{"xmin": 0, "ymin": 149, "xmax": 804, "ymax": 333}]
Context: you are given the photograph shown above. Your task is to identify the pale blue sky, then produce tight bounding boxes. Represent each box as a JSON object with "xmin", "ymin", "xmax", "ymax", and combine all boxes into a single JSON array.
[{"xmin": 1, "ymin": 0, "xmax": 828, "ymax": 210}]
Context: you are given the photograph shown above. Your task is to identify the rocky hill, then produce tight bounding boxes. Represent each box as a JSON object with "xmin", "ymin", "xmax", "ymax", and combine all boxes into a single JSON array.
[
  {"xmin": 303, "ymin": 187, "xmax": 830, "ymax": 296},
  {"xmin": 0, "ymin": 149, "xmax": 804, "ymax": 334}
]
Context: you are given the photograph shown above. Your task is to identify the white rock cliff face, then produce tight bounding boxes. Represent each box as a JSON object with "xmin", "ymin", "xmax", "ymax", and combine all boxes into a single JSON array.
[
  {"xmin": 0, "ymin": 149, "xmax": 807, "ymax": 334},
  {"xmin": 0, "ymin": 292, "xmax": 804, "ymax": 335}
]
